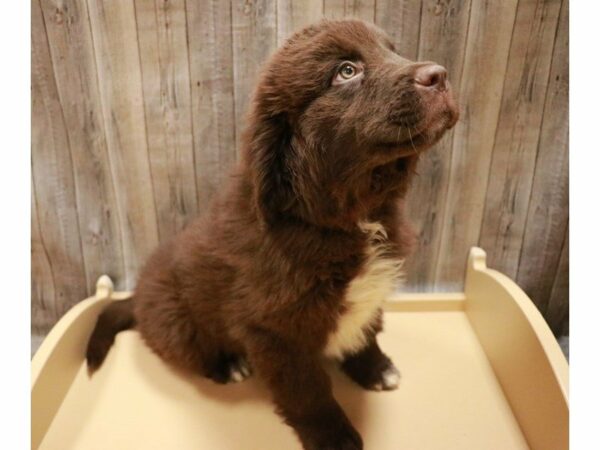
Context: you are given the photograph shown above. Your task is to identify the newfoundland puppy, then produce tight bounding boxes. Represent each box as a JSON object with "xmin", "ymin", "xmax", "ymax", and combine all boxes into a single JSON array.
[{"xmin": 87, "ymin": 19, "xmax": 458, "ymax": 450}]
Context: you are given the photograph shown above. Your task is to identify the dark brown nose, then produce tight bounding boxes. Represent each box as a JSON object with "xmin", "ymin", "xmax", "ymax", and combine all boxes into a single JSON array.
[{"xmin": 414, "ymin": 64, "xmax": 448, "ymax": 91}]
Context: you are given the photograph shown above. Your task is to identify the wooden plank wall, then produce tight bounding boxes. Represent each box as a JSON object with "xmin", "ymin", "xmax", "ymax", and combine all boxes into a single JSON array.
[{"xmin": 32, "ymin": 0, "xmax": 569, "ymax": 335}]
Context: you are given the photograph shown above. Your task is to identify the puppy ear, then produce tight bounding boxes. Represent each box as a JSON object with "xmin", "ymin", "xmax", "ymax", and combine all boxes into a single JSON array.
[{"xmin": 248, "ymin": 113, "xmax": 295, "ymax": 225}]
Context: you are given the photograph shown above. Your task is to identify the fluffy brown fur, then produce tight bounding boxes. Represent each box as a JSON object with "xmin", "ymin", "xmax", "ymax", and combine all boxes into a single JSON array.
[{"xmin": 87, "ymin": 19, "xmax": 458, "ymax": 450}]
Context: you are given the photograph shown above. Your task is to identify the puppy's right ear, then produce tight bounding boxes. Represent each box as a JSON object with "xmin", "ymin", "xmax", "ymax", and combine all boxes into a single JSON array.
[{"xmin": 247, "ymin": 112, "xmax": 295, "ymax": 226}]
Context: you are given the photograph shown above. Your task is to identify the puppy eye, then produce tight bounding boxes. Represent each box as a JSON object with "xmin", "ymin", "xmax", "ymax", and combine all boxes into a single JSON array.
[
  {"xmin": 333, "ymin": 62, "xmax": 362, "ymax": 85},
  {"xmin": 339, "ymin": 63, "xmax": 356, "ymax": 78}
]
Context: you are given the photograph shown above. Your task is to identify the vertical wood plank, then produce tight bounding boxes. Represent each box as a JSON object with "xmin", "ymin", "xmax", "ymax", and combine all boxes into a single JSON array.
[
  {"xmin": 404, "ymin": 0, "xmax": 472, "ymax": 292},
  {"xmin": 546, "ymin": 227, "xmax": 569, "ymax": 335},
  {"xmin": 435, "ymin": 0, "xmax": 519, "ymax": 290},
  {"xmin": 40, "ymin": 0, "xmax": 125, "ymax": 293},
  {"xmin": 86, "ymin": 0, "xmax": 160, "ymax": 287},
  {"xmin": 134, "ymin": 0, "xmax": 199, "ymax": 237},
  {"xmin": 185, "ymin": 0, "xmax": 237, "ymax": 211},
  {"xmin": 478, "ymin": 0, "xmax": 562, "ymax": 279},
  {"xmin": 31, "ymin": 180, "xmax": 56, "ymax": 334},
  {"xmin": 277, "ymin": 0, "xmax": 323, "ymax": 45},
  {"xmin": 32, "ymin": 0, "xmax": 87, "ymax": 327},
  {"xmin": 517, "ymin": 0, "xmax": 568, "ymax": 312},
  {"xmin": 231, "ymin": 0, "xmax": 277, "ymax": 150},
  {"xmin": 375, "ymin": 0, "xmax": 422, "ymax": 60},
  {"xmin": 323, "ymin": 0, "xmax": 375, "ymax": 21}
]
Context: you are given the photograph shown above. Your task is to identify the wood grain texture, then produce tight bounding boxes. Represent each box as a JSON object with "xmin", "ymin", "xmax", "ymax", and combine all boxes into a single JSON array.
[
  {"xmin": 31, "ymin": 179, "xmax": 56, "ymax": 334},
  {"xmin": 277, "ymin": 0, "xmax": 323, "ymax": 45},
  {"xmin": 86, "ymin": 0, "xmax": 160, "ymax": 287},
  {"xmin": 134, "ymin": 0, "xmax": 198, "ymax": 237},
  {"xmin": 404, "ymin": 0, "xmax": 472, "ymax": 291},
  {"xmin": 31, "ymin": 0, "xmax": 569, "ymax": 334},
  {"xmin": 517, "ymin": 0, "xmax": 568, "ymax": 314},
  {"xmin": 185, "ymin": 0, "xmax": 237, "ymax": 211},
  {"xmin": 375, "ymin": 0, "xmax": 422, "ymax": 60},
  {"xmin": 40, "ymin": 0, "xmax": 125, "ymax": 294},
  {"xmin": 435, "ymin": 0, "xmax": 519, "ymax": 290},
  {"xmin": 323, "ymin": 0, "xmax": 375, "ymax": 21},
  {"xmin": 231, "ymin": 0, "xmax": 277, "ymax": 150},
  {"xmin": 546, "ymin": 227, "xmax": 568, "ymax": 335},
  {"xmin": 479, "ymin": 0, "xmax": 562, "ymax": 279},
  {"xmin": 32, "ymin": 0, "xmax": 87, "ymax": 331}
]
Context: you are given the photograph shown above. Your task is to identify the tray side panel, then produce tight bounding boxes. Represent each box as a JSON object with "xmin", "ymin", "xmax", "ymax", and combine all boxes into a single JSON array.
[
  {"xmin": 31, "ymin": 295, "xmax": 111, "ymax": 449},
  {"xmin": 384, "ymin": 293, "xmax": 466, "ymax": 312},
  {"xmin": 464, "ymin": 249, "xmax": 568, "ymax": 450}
]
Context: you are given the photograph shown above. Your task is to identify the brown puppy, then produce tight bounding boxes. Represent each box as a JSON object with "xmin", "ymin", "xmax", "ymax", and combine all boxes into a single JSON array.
[{"xmin": 86, "ymin": 19, "xmax": 458, "ymax": 450}]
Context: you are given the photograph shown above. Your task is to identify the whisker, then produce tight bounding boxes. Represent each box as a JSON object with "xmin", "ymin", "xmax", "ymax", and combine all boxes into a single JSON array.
[{"xmin": 407, "ymin": 126, "xmax": 418, "ymax": 155}]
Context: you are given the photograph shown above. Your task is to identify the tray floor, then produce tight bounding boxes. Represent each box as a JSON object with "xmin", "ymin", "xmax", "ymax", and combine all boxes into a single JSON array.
[{"xmin": 40, "ymin": 311, "xmax": 529, "ymax": 450}]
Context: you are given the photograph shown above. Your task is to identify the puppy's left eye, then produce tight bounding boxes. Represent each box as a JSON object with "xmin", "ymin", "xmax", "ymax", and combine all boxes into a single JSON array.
[
  {"xmin": 333, "ymin": 62, "xmax": 362, "ymax": 85},
  {"xmin": 339, "ymin": 63, "xmax": 356, "ymax": 78}
]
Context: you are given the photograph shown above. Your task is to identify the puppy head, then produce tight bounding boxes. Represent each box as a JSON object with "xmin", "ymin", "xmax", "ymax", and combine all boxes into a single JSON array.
[{"xmin": 244, "ymin": 19, "xmax": 459, "ymax": 228}]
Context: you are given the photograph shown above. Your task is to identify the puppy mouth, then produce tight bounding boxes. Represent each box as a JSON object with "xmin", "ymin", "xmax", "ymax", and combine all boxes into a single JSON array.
[
  {"xmin": 380, "ymin": 100, "xmax": 459, "ymax": 155},
  {"xmin": 378, "ymin": 116, "xmax": 453, "ymax": 154},
  {"xmin": 378, "ymin": 129, "xmax": 427, "ymax": 152}
]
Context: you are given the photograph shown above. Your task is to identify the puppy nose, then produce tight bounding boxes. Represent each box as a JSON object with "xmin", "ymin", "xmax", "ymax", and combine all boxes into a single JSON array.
[{"xmin": 414, "ymin": 64, "xmax": 448, "ymax": 91}]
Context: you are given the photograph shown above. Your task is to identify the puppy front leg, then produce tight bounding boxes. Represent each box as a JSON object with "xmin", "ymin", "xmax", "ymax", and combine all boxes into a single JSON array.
[
  {"xmin": 340, "ymin": 334, "xmax": 400, "ymax": 391},
  {"xmin": 246, "ymin": 329, "xmax": 362, "ymax": 450}
]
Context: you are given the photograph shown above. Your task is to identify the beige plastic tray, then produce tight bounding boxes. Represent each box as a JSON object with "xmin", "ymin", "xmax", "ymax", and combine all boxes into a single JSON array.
[{"xmin": 31, "ymin": 247, "xmax": 568, "ymax": 450}]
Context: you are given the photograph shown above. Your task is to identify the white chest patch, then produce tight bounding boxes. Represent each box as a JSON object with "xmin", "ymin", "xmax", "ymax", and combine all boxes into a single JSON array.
[{"xmin": 323, "ymin": 221, "xmax": 404, "ymax": 359}]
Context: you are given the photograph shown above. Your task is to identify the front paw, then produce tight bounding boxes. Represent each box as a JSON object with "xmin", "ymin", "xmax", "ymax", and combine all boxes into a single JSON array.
[
  {"xmin": 341, "ymin": 352, "xmax": 400, "ymax": 391},
  {"xmin": 369, "ymin": 363, "xmax": 400, "ymax": 391},
  {"xmin": 204, "ymin": 353, "xmax": 252, "ymax": 384},
  {"xmin": 298, "ymin": 416, "xmax": 363, "ymax": 450}
]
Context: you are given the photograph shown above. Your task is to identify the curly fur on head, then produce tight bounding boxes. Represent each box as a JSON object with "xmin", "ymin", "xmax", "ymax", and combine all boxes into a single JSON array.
[{"xmin": 86, "ymin": 19, "xmax": 458, "ymax": 450}]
